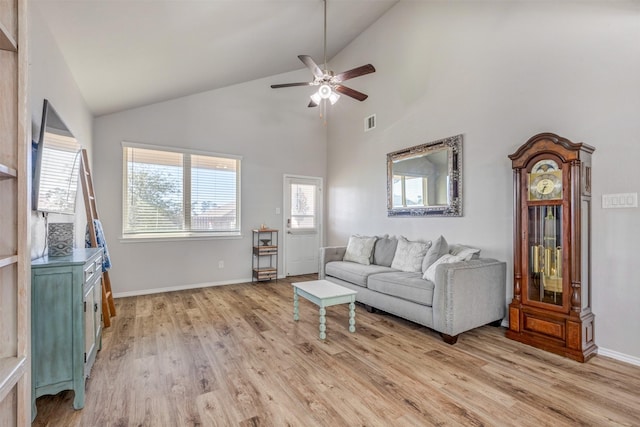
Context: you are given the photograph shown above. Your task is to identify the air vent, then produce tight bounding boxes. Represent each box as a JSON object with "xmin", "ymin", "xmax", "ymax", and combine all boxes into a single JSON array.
[{"xmin": 364, "ymin": 114, "xmax": 376, "ymax": 132}]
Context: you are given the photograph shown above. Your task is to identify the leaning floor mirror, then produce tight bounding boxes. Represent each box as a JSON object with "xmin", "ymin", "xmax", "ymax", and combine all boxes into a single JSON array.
[
  {"xmin": 387, "ymin": 134, "xmax": 462, "ymax": 217},
  {"xmin": 32, "ymin": 99, "xmax": 81, "ymax": 215}
]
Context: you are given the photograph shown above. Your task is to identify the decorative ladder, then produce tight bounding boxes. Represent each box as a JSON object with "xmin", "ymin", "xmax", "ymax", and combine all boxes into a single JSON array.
[{"xmin": 80, "ymin": 148, "xmax": 116, "ymax": 327}]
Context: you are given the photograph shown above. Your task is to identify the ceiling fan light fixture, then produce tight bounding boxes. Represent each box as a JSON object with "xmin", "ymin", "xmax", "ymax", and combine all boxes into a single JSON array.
[
  {"xmin": 311, "ymin": 89, "xmax": 339, "ymax": 106},
  {"xmin": 318, "ymin": 84, "xmax": 333, "ymax": 99},
  {"xmin": 310, "ymin": 92, "xmax": 321, "ymax": 104}
]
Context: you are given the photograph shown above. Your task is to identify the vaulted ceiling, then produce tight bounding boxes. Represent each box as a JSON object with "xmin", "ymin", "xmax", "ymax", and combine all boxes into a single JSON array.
[{"xmin": 34, "ymin": 0, "xmax": 398, "ymax": 116}]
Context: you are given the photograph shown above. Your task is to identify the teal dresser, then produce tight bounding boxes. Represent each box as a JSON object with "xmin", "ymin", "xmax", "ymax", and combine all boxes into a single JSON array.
[{"xmin": 31, "ymin": 248, "xmax": 104, "ymax": 420}]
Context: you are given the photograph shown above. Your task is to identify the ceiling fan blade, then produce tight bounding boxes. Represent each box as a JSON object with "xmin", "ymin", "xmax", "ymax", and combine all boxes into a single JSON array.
[
  {"xmin": 270, "ymin": 82, "xmax": 313, "ymax": 89},
  {"xmin": 333, "ymin": 64, "xmax": 376, "ymax": 83},
  {"xmin": 308, "ymin": 99, "xmax": 319, "ymax": 108},
  {"xmin": 334, "ymin": 85, "xmax": 368, "ymax": 101},
  {"xmin": 298, "ymin": 55, "xmax": 324, "ymax": 79}
]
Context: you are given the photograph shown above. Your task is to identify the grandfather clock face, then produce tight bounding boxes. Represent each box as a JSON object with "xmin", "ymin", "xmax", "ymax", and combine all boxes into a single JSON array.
[{"xmin": 528, "ymin": 159, "xmax": 563, "ymax": 201}]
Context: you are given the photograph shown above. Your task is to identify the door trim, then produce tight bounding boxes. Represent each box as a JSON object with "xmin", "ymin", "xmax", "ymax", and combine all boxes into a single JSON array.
[{"xmin": 283, "ymin": 174, "xmax": 324, "ymax": 277}]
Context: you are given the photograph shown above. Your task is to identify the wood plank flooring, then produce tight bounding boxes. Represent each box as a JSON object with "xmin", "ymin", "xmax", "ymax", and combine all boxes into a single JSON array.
[{"xmin": 33, "ymin": 275, "xmax": 640, "ymax": 426}]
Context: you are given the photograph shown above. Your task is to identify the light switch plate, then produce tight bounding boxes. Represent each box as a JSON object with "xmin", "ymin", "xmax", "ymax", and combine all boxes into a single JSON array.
[{"xmin": 602, "ymin": 193, "xmax": 638, "ymax": 209}]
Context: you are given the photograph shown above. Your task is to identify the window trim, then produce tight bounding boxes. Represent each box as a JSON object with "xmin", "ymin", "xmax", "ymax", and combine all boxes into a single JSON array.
[{"xmin": 121, "ymin": 141, "xmax": 242, "ymax": 241}]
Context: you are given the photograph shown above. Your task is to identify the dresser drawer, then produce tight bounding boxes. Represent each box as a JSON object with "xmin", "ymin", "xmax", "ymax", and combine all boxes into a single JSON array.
[
  {"xmin": 83, "ymin": 259, "xmax": 97, "ymax": 283},
  {"xmin": 83, "ymin": 254, "xmax": 103, "ymax": 284}
]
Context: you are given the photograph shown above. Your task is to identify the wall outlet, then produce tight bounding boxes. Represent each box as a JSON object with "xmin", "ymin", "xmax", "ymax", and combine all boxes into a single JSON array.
[
  {"xmin": 275, "ymin": 207, "xmax": 281, "ymax": 214},
  {"xmin": 218, "ymin": 260, "xmax": 224, "ymax": 269}
]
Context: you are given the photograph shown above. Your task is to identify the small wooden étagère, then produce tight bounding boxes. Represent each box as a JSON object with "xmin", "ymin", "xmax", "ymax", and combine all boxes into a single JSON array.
[
  {"xmin": 252, "ymin": 228, "xmax": 278, "ymax": 282},
  {"xmin": 506, "ymin": 132, "xmax": 597, "ymax": 362}
]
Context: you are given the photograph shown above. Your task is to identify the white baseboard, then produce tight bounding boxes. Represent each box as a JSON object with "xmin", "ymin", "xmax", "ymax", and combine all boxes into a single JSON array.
[
  {"xmin": 496, "ymin": 319, "xmax": 639, "ymax": 367},
  {"xmin": 113, "ymin": 277, "xmax": 254, "ymax": 298},
  {"xmin": 597, "ymin": 347, "xmax": 640, "ymax": 367},
  {"xmin": 113, "ymin": 274, "xmax": 292, "ymax": 298}
]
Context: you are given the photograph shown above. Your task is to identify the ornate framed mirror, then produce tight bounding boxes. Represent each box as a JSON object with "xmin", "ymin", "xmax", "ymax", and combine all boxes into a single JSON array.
[{"xmin": 387, "ymin": 134, "xmax": 462, "ymax": 217}]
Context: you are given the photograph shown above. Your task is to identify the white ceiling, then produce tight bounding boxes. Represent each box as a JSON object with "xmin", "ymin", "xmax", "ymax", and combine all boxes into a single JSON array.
[{"xmin": 34, "ymin": 0, "xmax": 398, "ymax": 117}]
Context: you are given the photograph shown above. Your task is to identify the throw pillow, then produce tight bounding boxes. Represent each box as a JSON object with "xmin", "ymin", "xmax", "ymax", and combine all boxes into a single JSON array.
[
  {"xmin": 422, "ymin": 235, "xmax": 449, "ymax": 272},
  {"xmin": 391, "ymin": 237, "xmax": 431, "ymax": 272},
  {"xmin": 373, "ymin": 234, "xmax": 398, "ymax": 267},
  {"xmin": 423, "ymin": 254, "xmax": 464, "ymax": 282},
  {"xmin": 343, "ymin": 235, "xmax": 377, "ymax": 265},
  {"xmin": 449, "ymin": 244, "xmax": 481, "ymax": 261}
]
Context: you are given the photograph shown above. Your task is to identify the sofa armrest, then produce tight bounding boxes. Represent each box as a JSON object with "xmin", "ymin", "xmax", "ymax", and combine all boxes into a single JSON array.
[
  {"xmin": 432, "ymin": 258, "xmax": 507, "ymax": 337},
  {"xmin": 318, "ymin": 246, "xmax": 346, "ymax": 279}
]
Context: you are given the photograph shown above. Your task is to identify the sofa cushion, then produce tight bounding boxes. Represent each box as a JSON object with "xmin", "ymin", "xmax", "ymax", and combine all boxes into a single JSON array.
[
  {"xmin": 422, "ymin": 235, "xmax": 449, "ymax": 272},
  {"xmin": 423, "ymin": 254, "xmax": 464, "ymax": 282},
  {"xmin": 449, "ymin": 244, "xmax": 481, "ymax": 261},
  {"xmin": 326, "ymin": 261, "xmax": 396, "ymax": 287},
  {"xmin": 343, "ymin": 235, "xmax": 377, "ymax": 265},
  {"xmin": 373, "ymin": 235, "xmax": 398, "ymax": 267},
  {"xmin": 391, "ymin": 237, "xmax": 431, "ymax": 272},
  {"xmin": 367, "ymin": 272, "xmax": 435, "ymax": 306}
]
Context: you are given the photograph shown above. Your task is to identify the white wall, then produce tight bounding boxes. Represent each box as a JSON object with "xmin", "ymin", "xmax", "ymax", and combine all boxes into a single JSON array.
[
  {"xmin": 29, "ymin": 5, "xmax": 94, "ymax": 259},
  {"xmin": 93, "ymin": 70, "xmax": 326, "ymax": 295},
  {"xmin": 326, "ymin": 1, "xmax": 640, "ymax": 360}
]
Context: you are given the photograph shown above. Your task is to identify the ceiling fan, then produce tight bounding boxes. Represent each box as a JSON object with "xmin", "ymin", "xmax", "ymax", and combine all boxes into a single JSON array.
[{"xmin": 270, "ymin": 0, "xmax": 376, "ymax": 108}]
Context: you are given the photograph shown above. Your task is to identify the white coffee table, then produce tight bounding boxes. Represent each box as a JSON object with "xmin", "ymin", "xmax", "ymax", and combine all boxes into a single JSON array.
[{"xmin": 292, "ymin": 279, "xmax": 357, "ymax": 340}]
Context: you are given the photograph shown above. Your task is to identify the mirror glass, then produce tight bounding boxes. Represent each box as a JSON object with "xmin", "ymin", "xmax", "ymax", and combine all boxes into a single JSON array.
[
  {"xmin": 32, "ymin": 100, "xmax": 81, "ymax": 214},
  {"xmin": 387, "ymin": 134, "xmax": 462, "ymax": 217}
]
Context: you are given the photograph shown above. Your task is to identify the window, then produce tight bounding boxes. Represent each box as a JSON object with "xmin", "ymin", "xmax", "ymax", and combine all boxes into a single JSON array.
[
  {"xmin": 122, "ymin": 143, "xmax": 241, "ymax": 239},
  {"xmin": 392, "ymin": 174, "xmax": 428, "ymax": 208},
  {"xmin": 289, "ymin": 182, "xmax": 317, "ymax": 230}
]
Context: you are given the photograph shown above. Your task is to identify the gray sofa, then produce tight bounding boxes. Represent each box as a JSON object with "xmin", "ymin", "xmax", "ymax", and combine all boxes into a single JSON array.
[{"xmin": 318, "ymin": 235, "xmax": 507, "ymax": 344}]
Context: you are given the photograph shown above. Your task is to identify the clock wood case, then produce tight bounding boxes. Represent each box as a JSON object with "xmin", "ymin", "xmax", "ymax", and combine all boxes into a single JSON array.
[{"xmin": 507, "ymin": 132, "xmax": 597, "ymax": 362}]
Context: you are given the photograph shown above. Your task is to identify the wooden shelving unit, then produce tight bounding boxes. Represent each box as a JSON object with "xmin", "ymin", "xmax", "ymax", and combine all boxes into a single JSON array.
[
  {"xmin": 0, "ymin": 255, "xmax": 19, "ymax": 269},
  {"xmin": 0, "ymin": 20, "xmax": 17, "ymax": 52},
  {"xmin": 0, "ymin": 0, "xmax": 30, "ymax": 424},
  {"xmin": 0, "ymin": 163, "xmax": 17, "ymax": 179},
  {"xmin": 252, "ymin": 229, "xmax": 278, "ymax": 282},
  {"xmin": 0, "ymin": 357, "xmax": 27, "ymax": 401}
]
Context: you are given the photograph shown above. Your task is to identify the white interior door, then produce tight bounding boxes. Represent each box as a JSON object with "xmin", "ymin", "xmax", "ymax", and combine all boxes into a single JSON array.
[{"xmin": 284, "ymin": 176, "xmax": 322, "ymax": 276}]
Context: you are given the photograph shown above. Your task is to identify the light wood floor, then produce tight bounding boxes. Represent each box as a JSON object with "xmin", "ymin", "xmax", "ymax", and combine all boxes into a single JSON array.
[{"xmin": 33, "ymin": 275, "xmax": 640, "ymax": 426}]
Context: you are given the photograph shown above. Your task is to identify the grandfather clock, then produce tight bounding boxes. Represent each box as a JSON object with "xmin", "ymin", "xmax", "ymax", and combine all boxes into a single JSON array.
[{"xmin": 507, "ymin": 133, "xmax": 597, "ymax": 362}]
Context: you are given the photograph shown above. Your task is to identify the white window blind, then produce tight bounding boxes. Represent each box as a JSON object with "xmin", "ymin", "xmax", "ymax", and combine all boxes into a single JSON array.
[
  {"xmin": 190, "ymin": 154, "xmax": 238, "ymax": 232},
  {"xmin": 122, "ymin": 143, "xmax": 240, "ymax": 238},
  {"xmin": 290, "ymin": 183, "xmax": 316, "ymax": 230}
]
